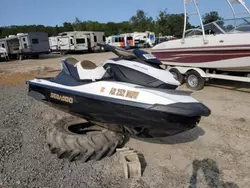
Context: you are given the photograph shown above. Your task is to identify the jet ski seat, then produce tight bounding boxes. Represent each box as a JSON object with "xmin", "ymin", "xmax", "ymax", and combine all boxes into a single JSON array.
[
  {"xmin": 66, "ymin": 57, "xmax": 78, "ymax": 66},
  {"xmin": 75, "ymin": 60, "xmax": 106, "ymax": 81},
  {"xmin": 62, "ymin": 57, "xmax": 107, "ymax": 81},
  {"xmin": 80, "ymin": 60, "xmax": 97, "ymax": 69}
]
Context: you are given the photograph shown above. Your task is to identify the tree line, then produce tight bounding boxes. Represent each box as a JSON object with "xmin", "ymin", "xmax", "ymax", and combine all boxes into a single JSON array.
[{"xmin": 0, "ymin": 10, "xmax": 221, "ymax": 39}]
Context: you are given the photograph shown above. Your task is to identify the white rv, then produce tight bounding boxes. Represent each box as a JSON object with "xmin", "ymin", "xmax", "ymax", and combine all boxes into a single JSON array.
[
  {"xmin": 0, "ymin": 47, "xmax": 8, "ymax": 61},
  {"xmin": 57, "ymin": 31, "xmax": 106, "ymax": 54},
  {"xmin": 106, "ymin": 34, "xmax": 134, "ymax": 48},
  {"xmin": 0, "ymin": 40, "xmax": 8, "ymax": 59},
  {"xmin": 133, "ymin": 31, "xmax": 156, "ymax": 48},
  {"xmin": 106, "ymin": 35, "xmax": 125, "ymax": 47},
  {"xmin": 0, "ymin": 32, "xmax": 50, "ymax": 60},
  {"xmin": 106, "ymin": 31, "xmax": 155, "ymax": 49},
  {"xmin": 49, "ymin": 36, "xmax": 59, "ymax": 52}
]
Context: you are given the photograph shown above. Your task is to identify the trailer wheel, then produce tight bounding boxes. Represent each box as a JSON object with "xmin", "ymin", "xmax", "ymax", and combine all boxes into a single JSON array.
[
  {"xmin": 33, "ymin": 54, "xmax": 39, "ymax": 59},
  {"xmin": 100, "ymin": 46, "xmax": 105, "ymax": 52},
  {"xmin": 17, "ymin": 54, "xmax": 24, "ymax": 61},
  {"xmin": 47, "ymin": 117, "xmax": 126, "ymax": 163},
  {"xmin": 60, "ymin": 51, "xmax": 66, "ymax": 56},
  {"xmin": 186, "ymin": 70, "xmax": 205, "ymax": 90},
  {"xmin": 170, "ymin": 68, "xmax": 184, "ymax": 85}
]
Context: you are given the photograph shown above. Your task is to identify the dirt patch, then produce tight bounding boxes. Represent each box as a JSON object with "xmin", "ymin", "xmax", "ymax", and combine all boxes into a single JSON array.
[
  {"xmin": 0, "ymin": 69, "xmax": 9, "ymax": 75},
  {"xmin": 235, "ymin": 118, "xmax": 247, "ymax": 123},
  {"xmin": 0, "ymin": 67, "xmax": 60, "ymax": 85},
  {"xmin": 0, "ymin": 73, "xmax": 36, "ymax": 85},
  {"xmin": 30, "ymin": 66, "xmax": 59, "ymax": 74}
]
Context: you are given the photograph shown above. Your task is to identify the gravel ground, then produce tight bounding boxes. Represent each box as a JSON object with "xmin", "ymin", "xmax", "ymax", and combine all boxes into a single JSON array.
[{"xmin": 0, "ymin": 53, "xmax": 250, "ymax": 188}]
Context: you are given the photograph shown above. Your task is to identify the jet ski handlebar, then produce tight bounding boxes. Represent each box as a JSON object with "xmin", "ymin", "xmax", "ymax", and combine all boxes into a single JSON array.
[
  {"xmin": 97, "ymin": 43, "xmax": 162, "ymax": 65},
  {"xmin": 97, "ymin": 43, "xmax": 136, "ymax": 60}
]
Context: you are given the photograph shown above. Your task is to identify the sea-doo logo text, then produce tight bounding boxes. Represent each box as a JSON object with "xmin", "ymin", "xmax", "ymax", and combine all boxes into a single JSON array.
[
  {"xmin": 50, "ymin": 93, "xmax": 73, "ymax": 104},
  {"xmin": 109, "ymin": 88, "xmax": 139, "ymax": 99}
]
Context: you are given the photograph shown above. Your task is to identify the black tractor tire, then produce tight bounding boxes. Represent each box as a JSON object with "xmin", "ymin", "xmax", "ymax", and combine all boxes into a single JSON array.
[
  {"xmin": 170, "ymin": 68, "xmax": 184, "ymax": 85},
  {"xmin": 186, "ymin": 70, "xmax": 205, "ymax": 90},
  {"xmin": 47, "ymin": 117, "xmax": 126, "ymax": 162}
]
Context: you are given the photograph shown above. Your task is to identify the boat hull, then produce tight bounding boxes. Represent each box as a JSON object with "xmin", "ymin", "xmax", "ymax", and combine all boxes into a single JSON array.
[
  {"xmin": 152, "ymin": 31, "xmax": 250, "ymax": 73},
  {"xmin": 152, "ymin": 48, "xmax": 250, "ymax": 72},
  {"xmin": 28, "ymin": 81, "xmax": 209, "ymax": 137}
]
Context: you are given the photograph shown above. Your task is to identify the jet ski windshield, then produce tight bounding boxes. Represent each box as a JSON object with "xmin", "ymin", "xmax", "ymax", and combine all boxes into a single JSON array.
[{"xmin": 132, "ymin": 49, "xmax": 162, "ymax": 65}]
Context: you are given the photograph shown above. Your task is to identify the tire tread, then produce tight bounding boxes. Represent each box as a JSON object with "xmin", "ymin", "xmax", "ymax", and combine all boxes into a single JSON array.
[{"xmin": 47, "ymin": 117, "xmax": 125, "ymax": 162}]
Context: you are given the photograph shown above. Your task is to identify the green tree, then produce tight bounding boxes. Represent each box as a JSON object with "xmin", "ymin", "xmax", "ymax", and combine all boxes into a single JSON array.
[
  {"xmin": 156, "ymin": 9, "xmax": 171, "ymax": 36},
  {"xmin": 202, "ymin": 11, "xmax": 222, "ymax": 24},
  {"xmin": 63, "ymin": 22, "xmax": 73, "ymax": 32},
  {"xmin": 0, "ymin": 9, "xmax": 196, "ymax": 38},
  {"xmin": 129, "ymin": 10, "xmax": 155, "ymax": 32},
  {"xmin": 73, "ymin": 17, "xmax": 82, "ymax": 31},
  {"xmin": 156, "ymin": 9, "xmax": 191, "ymax": 37}
]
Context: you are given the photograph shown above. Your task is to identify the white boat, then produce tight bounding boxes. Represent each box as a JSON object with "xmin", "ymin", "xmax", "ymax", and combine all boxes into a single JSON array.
[{"xmin": 152, "ymin": 0, "xmax": 250, "ymax": 73}]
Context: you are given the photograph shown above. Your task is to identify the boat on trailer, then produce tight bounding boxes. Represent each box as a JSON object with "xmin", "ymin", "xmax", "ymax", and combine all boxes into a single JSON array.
[{"xmin": 152, "ymin": 0, "xmax": 250, "ymax": 90}]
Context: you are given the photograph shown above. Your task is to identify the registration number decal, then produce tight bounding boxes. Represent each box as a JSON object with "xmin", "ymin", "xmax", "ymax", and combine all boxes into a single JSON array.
[
  {"xmin": 50, "ymin": 93, "xmax": 73, "ymax": 104},
  {"xmin": 143, "ymin": 53, "xmax": 156, "ymax": 60},
  {"xmin": 109, "ymin": 88, "xmax": 139, "ymax": 99}
]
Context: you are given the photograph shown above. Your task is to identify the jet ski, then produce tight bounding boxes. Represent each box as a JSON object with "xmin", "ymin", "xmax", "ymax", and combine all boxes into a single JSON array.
[{"xmin": 26, "ymin": 44, "xmax": 211, "ymax": 137}]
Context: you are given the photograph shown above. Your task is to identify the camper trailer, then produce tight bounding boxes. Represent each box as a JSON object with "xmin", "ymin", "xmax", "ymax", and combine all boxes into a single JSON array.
[
  {"xmin": 119, "ymin": 33, "xmax": 134, "ymax": 48},
  {"xmin": 106, "ymin": 34, "xmax": 134, "ymax": 48},
  {"xmin": 0, "ymin": 47, "xmax": 8, "ymax": 61},
  {"xmin": 133, "ymin": 31, "xmax": 156, "ymax": 48},
  {"xmin": 106, "ymin": 35, "xmax": 126, "ymax": 48},
  {"xmin": 49, "ymin": 36, "xmax": 59, "ymax": 52},
  {"xmin": 57, "ymin": 31, "xmax": 106, "ymax": 54},
  {"xmin": 0, "ymin": 39, "xmax": 8, "ymax": 61},
  {"xmin": 0, "ymin": 32, "xmax": 50, "ymax": 60},
  {"xmin": 106, "ymin": 31, "xmax": 155, "ymax": 49}
]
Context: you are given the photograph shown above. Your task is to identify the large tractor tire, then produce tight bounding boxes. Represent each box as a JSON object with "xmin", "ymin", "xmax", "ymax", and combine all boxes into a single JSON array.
[{"xmin": 47, "ymin": 117, "xmax": 126, "ymax": 162}]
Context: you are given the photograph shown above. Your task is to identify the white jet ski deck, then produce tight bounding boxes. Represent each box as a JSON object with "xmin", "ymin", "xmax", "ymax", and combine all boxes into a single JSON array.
[{"xmin": 27, "ymin": 44, "xmax": 211, "ymax": 137}]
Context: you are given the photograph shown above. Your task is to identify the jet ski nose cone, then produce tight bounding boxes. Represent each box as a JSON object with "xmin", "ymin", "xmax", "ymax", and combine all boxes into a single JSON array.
[
  {"xmin": 194, "ymin": 103, "xmax": 211, "ymax": 117},
  {"xmin": 184, "ymin": 103, "xmax": 211, "ymax": 117},
  {"xmin": 165, "ymin": 71, "xmax": 181, "ymax": 86},
  {"xmin": 151, "ymin": 102, "xmax": 211, "ymax": 117}
]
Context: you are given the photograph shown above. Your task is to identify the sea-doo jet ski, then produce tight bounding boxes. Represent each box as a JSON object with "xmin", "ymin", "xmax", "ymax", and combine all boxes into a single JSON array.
[{"xmin": 27, "ymin": 44, "xmax": 210, "ymax": 138}]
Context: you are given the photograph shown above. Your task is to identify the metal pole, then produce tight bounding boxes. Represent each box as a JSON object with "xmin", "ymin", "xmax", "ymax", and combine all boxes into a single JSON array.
[
  {"xmin": 226, "ymin": 0, "xmax": 237, "ymax": 28},
  {"xmin": 237, "ymin": 0, "xmax": 250, "ymax": 14},
  {"xmin": 193, "ymin": 0, "xmax": 207, "ymax": 44},
  {"xmin": 182, "ymin": 0, "xmax": 188, "ymax": 44}
]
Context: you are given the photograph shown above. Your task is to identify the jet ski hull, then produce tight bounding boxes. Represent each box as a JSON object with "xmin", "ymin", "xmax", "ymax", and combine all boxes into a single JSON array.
[{"xmin": 27, "ymin": 80, "xmax": 210, "ymax": 137}]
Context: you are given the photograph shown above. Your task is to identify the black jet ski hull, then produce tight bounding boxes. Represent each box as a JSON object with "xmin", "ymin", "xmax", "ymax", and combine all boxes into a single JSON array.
[{"xmin": 27, "ymin": 82, "xmax": 210, "ymax": 137}]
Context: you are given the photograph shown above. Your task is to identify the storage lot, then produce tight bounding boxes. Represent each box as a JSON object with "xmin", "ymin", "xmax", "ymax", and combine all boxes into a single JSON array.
[{"xmin": 0, "ymin": 52, "xmax": 250, "ymax": 188}]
